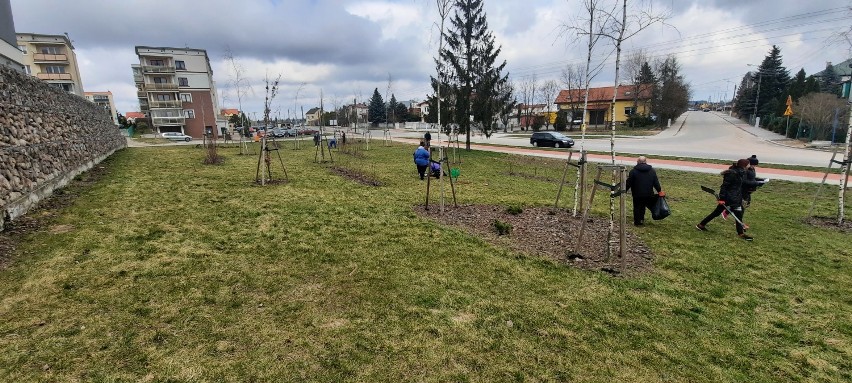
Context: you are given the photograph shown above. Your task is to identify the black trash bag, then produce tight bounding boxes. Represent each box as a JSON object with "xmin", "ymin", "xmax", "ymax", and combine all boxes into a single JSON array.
[{"xmin": 651, "ymin": 195, "xmax": 671, "ymax": 220}]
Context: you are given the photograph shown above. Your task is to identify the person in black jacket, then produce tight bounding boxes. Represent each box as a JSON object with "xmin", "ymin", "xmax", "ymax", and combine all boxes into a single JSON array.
[
  {"xmin": 626, "ymin": 156, "xmax": 663, "ymax": 226},
  {"xmin": 696, "ymin": 159, "xmax": 764, "ymax": 241}
]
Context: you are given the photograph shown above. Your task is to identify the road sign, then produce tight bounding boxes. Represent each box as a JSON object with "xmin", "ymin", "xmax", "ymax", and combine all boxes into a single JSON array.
[{"xmin": 784, "ymin": 105, "xmax": 793, "ymax": 117}]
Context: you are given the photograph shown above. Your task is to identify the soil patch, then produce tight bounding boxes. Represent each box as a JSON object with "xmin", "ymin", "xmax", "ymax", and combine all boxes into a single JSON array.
[
  {"xmin": 414, "ymin": 204, "xmax": 654, "ymax": 276},
  {"xmin": 330, "ymin": 166, "xmax": 383, "ymax": 187},
  {"xmin": 0, "ymin": 163, "xmax": 112, "ymax": 269},
  {"xmin": 803, "ymin": 216, "xmax": 852, "ymax": 232}
]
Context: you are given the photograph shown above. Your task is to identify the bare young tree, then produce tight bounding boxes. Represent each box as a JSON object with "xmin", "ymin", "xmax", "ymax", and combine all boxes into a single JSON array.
[
  {"xmin": 224, "ymin": 46, "xmax": 253, "ymax": 155},
  {"xmin": 434, "ymin": 0, "xmax": 455, "ymax": 137},
  {"xmin": 540, "ymin": 80, "xmax": 559, "ymax": 130},
  {"xmin": 518, "ymin": 74, "xmax": 538, "ymax": 130},
  {"xmin": 560, "ymin": 63, "xmax": 584, "ymax": 131}
]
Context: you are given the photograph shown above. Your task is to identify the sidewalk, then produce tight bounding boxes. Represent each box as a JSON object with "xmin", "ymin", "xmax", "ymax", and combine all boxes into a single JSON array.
[{"xmin": 394, "ymin": 137, "xmax": 847, "ymax": 186}]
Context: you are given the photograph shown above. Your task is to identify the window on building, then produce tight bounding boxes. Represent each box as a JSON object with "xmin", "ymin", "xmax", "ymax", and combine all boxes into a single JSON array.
[
  {"xmin": 24, "ymin": 65, "xmax": 31, "ymax": 75},
  {"xmin": 18, "ymin": 45, "xmax": 27, "ymax": 54},
  {"xmin": 180, "ymin": 93, "xmax": 192, "ymax": 102},
  {"xmin": 155, "ymin": 94, "xmax": 173, "ymax": 101},
  {"xmin": 40, "ymin": 46, "xmax": 62, "ymax": 55},
  {"xmin": 149, "ymin": 59, "xmax": 164, "ymax": 66},
  {"xmin": 183, "ymin": 109, "xmax": 196, "ymax": 119},
  {"xmin": 51, "ymin": 83, "xmax": 73, "ymax": 92},
  {"xmin": 178, "ymin": 77, "xmax": 189, "ymax": 87},
  {"xmin": 45, "ymin": 66, "xmax": 66, "ymax": 74},
  {"xmin": 624, "ymin": 107, "xmax": 635, "ymax": 116},
  {"xmin": 175, "ymin": 60, "xmax": 186, "ymax": 70}
]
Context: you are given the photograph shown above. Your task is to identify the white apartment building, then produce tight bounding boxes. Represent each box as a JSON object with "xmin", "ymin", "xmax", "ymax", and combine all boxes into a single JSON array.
[
  {"xmin": 132, "ymin": 46, "xmax": 225, "ymax": 138},
  {"xmin": 84, "ymin": 91, "xmax": 118, "ymax": 125}
]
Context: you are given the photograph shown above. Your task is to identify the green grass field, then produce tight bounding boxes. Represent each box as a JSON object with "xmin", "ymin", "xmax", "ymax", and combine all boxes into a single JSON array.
[{"xmin": 1, "ymin": 142, "xmax": 850, "ymax": 382}]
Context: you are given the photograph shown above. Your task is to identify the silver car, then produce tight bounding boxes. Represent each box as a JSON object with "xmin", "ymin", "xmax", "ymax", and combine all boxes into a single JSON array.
[{"xmin": 161, "ymin": 132, "xmax": 192, "ymax": 142}]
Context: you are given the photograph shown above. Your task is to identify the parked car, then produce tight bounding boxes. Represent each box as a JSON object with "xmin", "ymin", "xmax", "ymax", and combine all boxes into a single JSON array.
[
  {"xmin": 270, "ymin": 127, "xmax": 287, "ymax": 137},
  {"xmin": 702, "ymin": 108, "xmax": 710, "ymax": 112},
  {"xmin": 161, "ymin": 132, "xmax": 192, "ymax": 142},
  {"xmin": 530, "ymin": 131, "xmax": 574, "ymax": 148},
  {"xmin": 299, "ymin": 128, "xmax": 318, "ymax": 136},
  {"xmin": 284, "ymin": 128, "xmax": 299, "ymax": 137}
]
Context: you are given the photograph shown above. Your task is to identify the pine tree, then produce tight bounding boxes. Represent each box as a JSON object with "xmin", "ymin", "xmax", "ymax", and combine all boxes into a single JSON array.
[
  {"xmin": 387, "ymin": 94, "xmax": 399, "ymax": 124},
  {"xmin": 755, "ymin": 45, "xmax": 790, "ymax": 119},
  {"xmin": 819, "ymin": 63, "xmax": 841, "ymax": 95},
  {"xmin": 786, "ymin": 68, "xmax": 808, "ymax": 102},
  {"xmin": 368, "ymin": 88, "xmax": 386, "ymax": 125},
  {"xmin": 636, "ymin": 61, "xmax": 657, "ymax": 117},
  {"xmin": 439, "ymin": 0, "xmax": 511, "ymax": 149},
  {"xmin": 653, "ymin": 56, "xmax": 690, "ymax": 124}
]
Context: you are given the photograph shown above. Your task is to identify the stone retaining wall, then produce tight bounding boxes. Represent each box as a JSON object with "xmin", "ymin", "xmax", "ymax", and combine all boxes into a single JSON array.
[{"xmin": 0, "ymin": 65, "xmax": 126, "ymax": 230}]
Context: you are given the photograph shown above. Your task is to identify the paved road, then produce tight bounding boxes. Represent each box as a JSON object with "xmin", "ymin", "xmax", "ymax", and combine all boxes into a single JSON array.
[
  {"xmin": 389, "ymin": 113, "xmax": 848, "ymax": 185},
  {"xmin": 398, "ymin": 111, "xmax": 837, "ymax": 168}
]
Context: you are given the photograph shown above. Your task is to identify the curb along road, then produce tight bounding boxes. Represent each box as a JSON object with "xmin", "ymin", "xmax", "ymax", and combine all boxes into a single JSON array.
[{"xmin": 391, "ymin": 136, "xmax": 846, "ymax": 186}]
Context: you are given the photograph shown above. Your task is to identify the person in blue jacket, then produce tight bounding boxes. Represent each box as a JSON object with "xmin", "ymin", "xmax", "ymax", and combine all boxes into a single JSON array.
[{"xmin": 413, "ymin": 141, "xmax": 430, "ymax": 180}]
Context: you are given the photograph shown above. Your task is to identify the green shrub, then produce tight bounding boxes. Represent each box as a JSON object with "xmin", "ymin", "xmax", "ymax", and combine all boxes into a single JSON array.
[
  {"xmin": 493, "ymin": 219, "xmax": 512, "ymax": 236},
  {"xmin": 506, "ymin": 205, "xmax": 523, "ymax": 215}
]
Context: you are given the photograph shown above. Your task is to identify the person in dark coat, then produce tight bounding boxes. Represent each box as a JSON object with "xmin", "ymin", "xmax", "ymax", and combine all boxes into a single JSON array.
[
  {"xmin": 625, "ymin": 156, "xmax": 663, "ymax": 225},
  {"xmin": 413, "ymin": 142, "xmax": 430, "ymax": 180},
  {"xmin": 696, "ymin": 159, "xmax": 764, "ymax": 241},
  {"xmin": 424, "ymin": 131, "xmax": 432, "ymax": 148}
]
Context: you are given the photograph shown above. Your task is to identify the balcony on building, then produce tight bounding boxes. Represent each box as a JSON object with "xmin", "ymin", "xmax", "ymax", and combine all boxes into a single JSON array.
[
  {"xmin": 36, "ymin": 73, "xmax": 72, "ymax": 80},
  {"xmin": 149, "ymin": 100, "xmax": 182, "ymax": 109},
  {"xmin": 145, "ymin": 82, "xmax": 178, "ymax": 90},
  {"xmin": 140, "ymin": 56, "xmax": 176, "ymax": 74},
  {"xmin": 32, "ymin": 53, "xmax": 69, "ymax": 63}
]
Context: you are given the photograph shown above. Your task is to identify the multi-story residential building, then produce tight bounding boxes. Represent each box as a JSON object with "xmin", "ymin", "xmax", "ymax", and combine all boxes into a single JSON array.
[
  {"xmin": 0, "ymin": 0, "xmax": 23, "ymax": 72},
  {"xmin": 305, "ymin": 107, "xmax": 321, "ymax": 126},
  {"xmin": 84, "ymin": 91, "xmax": 118, "ymax": 125},
  {"xmin": 132, "ymin": 46, "xmax": 225, "ymax": 138},
  {"xmin": 16, "ymin": 32, "xmax": 84, "ymax": 95}
]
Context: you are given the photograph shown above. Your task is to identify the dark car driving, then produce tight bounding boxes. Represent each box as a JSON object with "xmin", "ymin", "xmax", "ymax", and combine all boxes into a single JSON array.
[{"xmin": 530, "ymin": 131, "xmax": 574, "ymax": 148}]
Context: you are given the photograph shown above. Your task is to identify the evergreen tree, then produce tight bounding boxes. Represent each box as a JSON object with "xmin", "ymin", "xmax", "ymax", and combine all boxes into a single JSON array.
[
  {"xmin": 438, "ymin": 0, "xmax": 511, "ymax": 149},
  {"xmin": 368, "ymin": 88, "xmax": 386, "ymax": 125},
  {"xmin": 653, "ymin": 56, "xmax": 690, "ymax": 124},
  {"xmin": 387, "ymin": 94, "xmax": 399, "ymax": 124},
  {"xmin": 393, "ymin": 100, "xmax": 410, "ymax": 122},
  {"xmin": 804, "ymin": 75, "xmax": 822, "ymax": 94},
  {"xmin": 819, "ymin": 63, "xmax": 841, "ymax": 95},
  {"xmin": 755, "ymin": 45, "xmax": 790, "ymax": 119},
  {"xmin": 786, "ymin": 68, "xmax": 808, "ymax": 101},
  {"xmin": 636, "ymin": 61, "xmax": 657, "ymax": 116},
  {"xmin": 733, "ymin": 72, "xmax": 756, "ymax": 117}
]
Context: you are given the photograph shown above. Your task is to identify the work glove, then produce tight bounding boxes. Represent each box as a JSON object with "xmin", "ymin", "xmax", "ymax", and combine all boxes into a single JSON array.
[
  {"xmin": 761, "ymin": 178, "xmax": 770, "ymax": 184},
  {"xmin": 717, "ymin": 200, "xmax": 726, "ymax": 205},
  {"xmin": 658, "ymin": 191, "xmax": 666, "ymax": 197}
]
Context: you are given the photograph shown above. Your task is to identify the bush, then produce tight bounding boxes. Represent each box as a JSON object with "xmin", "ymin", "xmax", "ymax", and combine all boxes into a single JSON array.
[
  {"xmin": 493, "ymin": 219, "xmax": 512, "ymax": 236},
  {"xmin": 627, "ymin": 114, "xmax": 655, "ymax": 128},
  {"xmin": 506, "ymin": 205, "xmax": 523, "ymax": 215}
]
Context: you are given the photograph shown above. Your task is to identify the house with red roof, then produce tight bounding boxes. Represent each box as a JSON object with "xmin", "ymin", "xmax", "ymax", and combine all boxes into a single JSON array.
[{"xmin": 555, "ymin": 85, "xmax": 652, "ymax": 126}]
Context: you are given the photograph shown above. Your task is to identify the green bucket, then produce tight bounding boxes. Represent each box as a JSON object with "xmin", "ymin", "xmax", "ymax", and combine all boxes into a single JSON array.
[{"xmin": 450, "ymin": 168, "xmax": 460, "ymax": 179}]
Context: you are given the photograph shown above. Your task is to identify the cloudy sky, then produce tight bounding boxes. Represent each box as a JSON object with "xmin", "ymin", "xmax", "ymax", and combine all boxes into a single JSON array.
[{"xmin": 10, "ymin": 0, "xmax": 852, "ymax": 119}]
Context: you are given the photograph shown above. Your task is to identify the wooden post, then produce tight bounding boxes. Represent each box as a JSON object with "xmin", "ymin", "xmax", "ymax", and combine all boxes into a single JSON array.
[
  {"xmin": 554, "ymin": 151, "xmax": 575, "ymax": 209},
  {"xmin": 619, "ymin": 167, "xmax": 627, "ymax": 269},
  {"xmin": 576, "ymin": 166, "xmax": 602, "ymax": 249}
]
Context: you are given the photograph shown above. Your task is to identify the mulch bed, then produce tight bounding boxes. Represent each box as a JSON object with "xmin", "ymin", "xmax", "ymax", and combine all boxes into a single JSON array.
[
  {"xmin": 0, "ymin": 164, "xmax": 112, "ymax": 270},
  {"xmin": 803, "ymin": 216, "xmax": 852, "ymax": 232},
  {"xmin": 329, "ymin": 166, "xmax": 383, "ymax": 186},
  {"xmin": 414, "ymin": 204, "xmax": 654, "ymax": 276}
]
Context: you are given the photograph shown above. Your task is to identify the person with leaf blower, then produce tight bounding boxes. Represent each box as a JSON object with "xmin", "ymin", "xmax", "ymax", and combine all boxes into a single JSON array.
[
  {"xmin": 696, "ymin": 159, "xmax": 765, "ymax": 241},
  {"xmin": 722, "ymin": 154, "xmax": 769, "ymax": 221}
]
